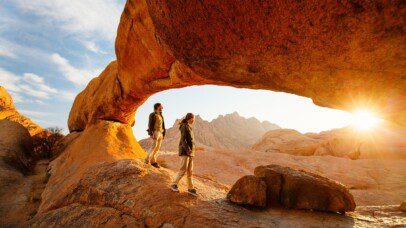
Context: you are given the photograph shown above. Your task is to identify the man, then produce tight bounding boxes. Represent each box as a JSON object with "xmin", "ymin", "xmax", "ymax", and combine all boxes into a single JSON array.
[{"xmin": 145, "ymin": 103, "xmax": 166, "ymax": 168}]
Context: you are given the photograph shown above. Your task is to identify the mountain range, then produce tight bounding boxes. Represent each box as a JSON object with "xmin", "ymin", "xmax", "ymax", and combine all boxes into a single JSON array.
[{"xmin": 138, "ymin": 112, "xmax": 280, "ymax": 151}]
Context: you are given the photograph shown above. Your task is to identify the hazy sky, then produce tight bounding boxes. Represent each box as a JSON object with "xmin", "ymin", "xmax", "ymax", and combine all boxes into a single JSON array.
[{"xmin": 0, "ymin": 0, "xmax": 354, "ymax": 140}]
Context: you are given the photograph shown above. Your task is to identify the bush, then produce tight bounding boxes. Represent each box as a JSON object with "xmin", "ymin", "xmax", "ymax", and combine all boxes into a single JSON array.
[{"xmin": 32, "ymin": 127, "xmax": 64, "ymax": 159}]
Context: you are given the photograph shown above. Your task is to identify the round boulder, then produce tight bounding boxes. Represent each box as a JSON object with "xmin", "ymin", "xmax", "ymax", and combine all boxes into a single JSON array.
[
  {"xmin": 0, "ymin": 119, "xmax": 33, "ymax": 173},
  {"xmin": 227, "ymin": 175, "xmax": 267, "ymax": 208}
]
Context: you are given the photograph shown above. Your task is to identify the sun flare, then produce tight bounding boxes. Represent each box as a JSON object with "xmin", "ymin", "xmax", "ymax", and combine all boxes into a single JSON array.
[{"xmin": 350, "ymin": 110, "xmax": 383, "ymax": 130}]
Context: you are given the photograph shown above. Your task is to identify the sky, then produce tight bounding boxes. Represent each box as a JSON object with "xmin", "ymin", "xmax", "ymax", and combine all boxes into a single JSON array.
[{"xmin": 0, "ymin": 0, "xmax": 355, "ymax": 140}]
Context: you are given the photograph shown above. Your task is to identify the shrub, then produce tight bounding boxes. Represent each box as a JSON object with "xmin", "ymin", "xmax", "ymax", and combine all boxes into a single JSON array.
[{"xmin": 32, "ymin": 128, "xmax": 64, "ymax": 159}]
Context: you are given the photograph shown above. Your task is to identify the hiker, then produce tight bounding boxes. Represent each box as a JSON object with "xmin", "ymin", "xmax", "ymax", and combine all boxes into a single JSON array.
[
  {"xmin": 145, "ymin": 103, "xmax": 166, "ymax": 168},
  {"xmin": 170, "ymin": 113, "xmax": 198, "ymax": 196}
]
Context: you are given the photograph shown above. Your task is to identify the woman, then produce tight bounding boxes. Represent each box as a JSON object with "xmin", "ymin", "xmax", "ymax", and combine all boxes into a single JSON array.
[{"xmin": 171, "ymin": 113, "xmax": 198, "ymax": 196}]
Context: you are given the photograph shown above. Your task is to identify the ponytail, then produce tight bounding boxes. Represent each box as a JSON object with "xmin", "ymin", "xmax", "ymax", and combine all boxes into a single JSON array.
[{"xmin": 178, "ymin": 113, "xmax": 194, "ymax": 124}]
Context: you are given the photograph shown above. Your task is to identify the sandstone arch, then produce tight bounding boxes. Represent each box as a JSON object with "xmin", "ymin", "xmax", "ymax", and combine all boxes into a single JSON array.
[
  {"xmin": 40, "ymin": 0, "xmax": 405, "ymax": 215},
  {"xmin": 69, "ymin": 0, "xmax": 405, "ymax": 138}
]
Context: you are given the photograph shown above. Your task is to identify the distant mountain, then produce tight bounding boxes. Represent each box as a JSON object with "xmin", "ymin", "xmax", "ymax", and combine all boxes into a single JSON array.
[{"xmin": 139, "ymin": 112, "xmax": 280, "ymax": 151}]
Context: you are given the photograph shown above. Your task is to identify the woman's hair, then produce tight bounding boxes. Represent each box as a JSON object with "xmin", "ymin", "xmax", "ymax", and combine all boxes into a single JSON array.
[{"xmin": 179, "ymin": 113, "xmax": 194, "ymax": 124}]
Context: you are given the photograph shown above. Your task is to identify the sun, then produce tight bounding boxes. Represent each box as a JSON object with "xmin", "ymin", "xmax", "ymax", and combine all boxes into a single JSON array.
[{"xmin": 350, "ymin": 110, "xmax": 383, "ymax": 130}]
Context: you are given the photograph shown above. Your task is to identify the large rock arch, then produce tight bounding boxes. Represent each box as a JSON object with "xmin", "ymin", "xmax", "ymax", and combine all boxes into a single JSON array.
[
  {"xmin": 39, "ymin": 0, "xmax": 405, "ymax": 216},
  {"xmin": 69, "ymin": 0, "xmax": 405, "ymax": 134}
]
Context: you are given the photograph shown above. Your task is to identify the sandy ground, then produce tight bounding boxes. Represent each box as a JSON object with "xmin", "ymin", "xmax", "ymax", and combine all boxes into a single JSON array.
[{"xmin": 159, "ymin": 149, "xmax": 406, "ymax": 207}]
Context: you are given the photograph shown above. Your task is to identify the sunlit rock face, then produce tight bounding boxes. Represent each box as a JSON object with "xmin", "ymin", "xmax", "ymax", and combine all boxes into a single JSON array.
[
  {"xmin": 0, "ymin": 86, "xmax": 44, "ymax": 136},
  {"xmin": 50, "ymin": 1, "xmax": 405, "ymax": 223},
  {"xmin": 69, "ymin": 0, "xmax": 406, "ymax": 134}
]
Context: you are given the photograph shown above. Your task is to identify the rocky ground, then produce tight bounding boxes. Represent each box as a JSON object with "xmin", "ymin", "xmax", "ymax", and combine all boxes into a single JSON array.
[
  {"xmin": 160, "ymin": 149, "xmax": 406, "ymax": 207},
  {"xmin": 28, "ymin": 158, "xmax": 406, "ymax": 227}
]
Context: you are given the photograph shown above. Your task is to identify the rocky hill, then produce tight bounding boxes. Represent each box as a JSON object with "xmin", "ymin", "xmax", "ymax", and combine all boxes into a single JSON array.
[
  {"xmin": 139, "ymin": 112, "xmax": 280, "ymax": 151},
  {"xmin": 252, "ymin": 125, "xmax": 406, "ymax": 159}
]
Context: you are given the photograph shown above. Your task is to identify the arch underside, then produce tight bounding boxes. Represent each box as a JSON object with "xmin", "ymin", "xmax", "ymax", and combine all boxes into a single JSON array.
[{"xmin": 68, "ymin": 0, "xmax": 405, "ymax": 134}]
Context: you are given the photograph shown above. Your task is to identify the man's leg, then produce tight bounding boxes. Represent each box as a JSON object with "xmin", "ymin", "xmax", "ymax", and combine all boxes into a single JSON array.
[
  {"xmin": 150, "ymin": 132, "xmax": 163, "ymax": 164},
  {"xmin": 186, "ymin": 157, "xmax": 194, "ymax": 189},
  {"xmin": 145, "ymin": 133, "xmax": 157, "ymax": 163},
  {"xmin": 172, "ymin": 156, "xmax": 188, "ymax": 185}
]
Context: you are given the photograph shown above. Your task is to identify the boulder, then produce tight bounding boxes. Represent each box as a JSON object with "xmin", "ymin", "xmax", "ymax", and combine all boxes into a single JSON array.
[
  {"xmin": 227, "ymin": 175, "xmax": 267, "ymax": 207},
  {"xmin": 251, "ymin": 129, "xmax": 319, "ymax": 156},
  {"xmin": 0, "ymin": 119, "xmax": 33, "ymax": 174},
  {"xmin": 0, "ymin": 120, "xmax": 34, "ymax": 224},
  {"xmin": 0, "ymin": 86, "xmax": 44, "ymax": 136},
  {"xmin": 400, "ymin": 202, "xmax": 406, "ymax": 212},
  {"xmin": 0, "ymin": 86, "xmax": 14, "ymax": 110},
  {"xmin": 254, "ymin": 165, "xmax": 356, "ymax": 213},
  {"xmin": 318, "ymin": 137, "xmax": 361, "ymax": 160}
]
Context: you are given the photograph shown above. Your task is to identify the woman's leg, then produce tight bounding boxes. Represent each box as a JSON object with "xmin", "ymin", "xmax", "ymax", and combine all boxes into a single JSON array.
[
  {"xmin": 172, "ymin": 156, "xmax": 188, "ymax": 185},
  {"xmin": 186, "ymin": 157, "xmax": 194, "ymax": 189}
]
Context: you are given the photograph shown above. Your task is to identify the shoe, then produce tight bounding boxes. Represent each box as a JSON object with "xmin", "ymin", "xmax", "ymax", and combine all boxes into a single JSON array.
[
  {"xmin": 171, "ymin": 184, "xmax": 179, "ymax": 192},
  {"xmin": 151, "ymin": 162, "xmax": 160, "ymax": 168},
  {"xmin": 188, "ymin": 189, "xmax": 198, "ymax": 196}
]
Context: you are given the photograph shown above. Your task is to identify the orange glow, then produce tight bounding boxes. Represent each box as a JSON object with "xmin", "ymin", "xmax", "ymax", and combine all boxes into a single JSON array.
[{"xmin": 350, "ymin": 110, "xmax": 383, "ymax": 131}]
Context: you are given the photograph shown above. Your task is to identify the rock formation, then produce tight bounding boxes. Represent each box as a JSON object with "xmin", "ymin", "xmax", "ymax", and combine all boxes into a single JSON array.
[
  {"xmin": 0, "ymin": 86, "xmax": 44, "ymax": 136},
  {"xmin": 0, "ymin": 120, "xmax": 34, "ymax": 225},
  {"xmin": 0, "ymin": 120, "xmax": 33, "ymax": 175},
  {"xmin": 68, "ymin": 0, "xmax": 405, "ymax": 134},
  {"xmin": 400, "ymin": 202, "xmax": 406, "ymax": 212},
  {"xmin": 27, "ymin": 0, "xmax": 406, "ymax": 226},
  {"xmin": 252, "ymin": 125, "xmax": 406, "ymax": 159},
  {"xmin": 139, "ymin": 112, "xmax": 280, "ymax": 151},
  {"xmin": 228, "ymin": 164, "xmax": 356, "ymax": 213},
  {"xmin": 226, "ymin": 175, "xmax": 267, "ymax": 207},
  {"xmin": 252, "ymin": 129, "xmax": 320, "ymax": 156}
]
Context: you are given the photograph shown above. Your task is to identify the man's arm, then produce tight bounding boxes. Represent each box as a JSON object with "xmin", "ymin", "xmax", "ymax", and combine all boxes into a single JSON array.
[{"xmin": 147, "ymin": 113, "xmax": 155, "ymax": 136}]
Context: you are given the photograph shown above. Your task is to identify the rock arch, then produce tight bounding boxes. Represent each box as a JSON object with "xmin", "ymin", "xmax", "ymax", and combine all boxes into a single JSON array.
[
  {"xmin": 68, "ymin": 0, "xmax": 405, "ymax": 151},
  {"xmin": 39, "ymin": 0, "xmax": 405, "ymax": 215}
]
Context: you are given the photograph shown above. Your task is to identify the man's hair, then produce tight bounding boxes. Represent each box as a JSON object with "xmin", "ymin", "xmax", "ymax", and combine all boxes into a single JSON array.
[{"xmin": 154, "ymin": 103, "xmax": 162, "ymax": 110}]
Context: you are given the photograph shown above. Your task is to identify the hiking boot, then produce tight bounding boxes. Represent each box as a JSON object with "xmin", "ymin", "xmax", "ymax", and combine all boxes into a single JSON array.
[
  {"xmin": 151, "ymin": 162, "xmax": 160, "ymax": 168},
  {"xmin": 188, "ymin": 189, "xmax": 198, "ymax": 196},
  {"xmin": 171, "ymin": 184, "xmax": 179, "ymax": 192}
]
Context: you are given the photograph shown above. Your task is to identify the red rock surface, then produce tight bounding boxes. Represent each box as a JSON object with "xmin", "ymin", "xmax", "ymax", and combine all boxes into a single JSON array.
[
  {"xmin": 253, "ymin": 165, "xmax": 356, "ymax": 213},
  {"xmin": 228, "ymin": 164, "xmax": 356, "ymax": 213},
  {"xmin": 69, "ymin": 0, "xmax": 405, "ymax": 134},
  {"xmin": 227, "ymin": 175, "xmax": 267, "ymax": 207}
]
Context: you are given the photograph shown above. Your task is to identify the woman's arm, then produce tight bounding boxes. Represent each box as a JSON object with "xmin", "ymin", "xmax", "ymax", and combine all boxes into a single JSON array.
[{"xmin": 185, "ymin": 126, "xmax": 194, "ymax": 152}]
